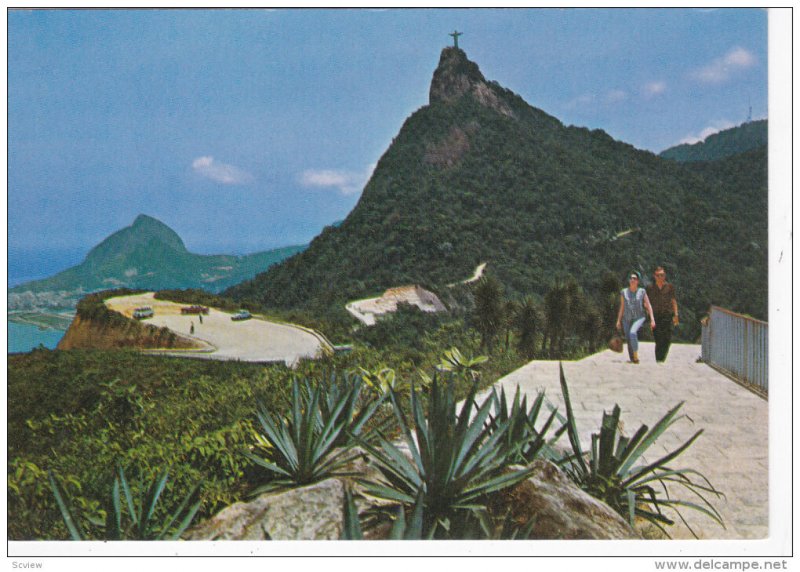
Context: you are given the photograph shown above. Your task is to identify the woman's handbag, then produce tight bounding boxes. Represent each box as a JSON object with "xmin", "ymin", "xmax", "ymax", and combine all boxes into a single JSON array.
[{"xmin": 608, "ymin": 334, "xmax": 623, "ymax": 353}]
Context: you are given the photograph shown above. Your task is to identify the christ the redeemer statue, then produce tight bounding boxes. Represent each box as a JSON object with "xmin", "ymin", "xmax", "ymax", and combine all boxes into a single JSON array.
[{"xmin": 449, "ymin": 30, "xmax": 462, "ymax": 49}]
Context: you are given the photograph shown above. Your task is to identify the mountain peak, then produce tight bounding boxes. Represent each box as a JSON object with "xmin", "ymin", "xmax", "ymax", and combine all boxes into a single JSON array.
[
  {"xmin": 132, "ymin": 213, "xmax": 163, "ymax": 227},
  {"xmin": 429, "ymin": 47, "xmax": 514, "ymax": 117},
  {"xmin": 84, "ymin": 214, "xmax": 188, "ymax": 266}
]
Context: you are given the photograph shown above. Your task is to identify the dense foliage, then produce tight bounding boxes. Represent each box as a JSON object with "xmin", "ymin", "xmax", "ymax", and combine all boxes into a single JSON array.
[
  {"xmin": 226, "ymin": 50, "xmax": 768, "ymax": 341},
  {"xmin": 8, "ymin": 350, "xmax": 293, "ymax": 539},
  {"xmin": 659, "ymin": 120, "xmax": 767, "ymax": 163},
  {"xmin": 8, "ymin": 301, "xmax": 530, "ymax": 540}
]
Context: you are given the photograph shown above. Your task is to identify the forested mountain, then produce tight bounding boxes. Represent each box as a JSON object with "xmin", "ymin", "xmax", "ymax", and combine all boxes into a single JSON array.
[
  {"xmin": 227, "ymin": 47, "xmax": 768, "ymax": 336},
  {"xmin": 659, "ymin": 119, "xmax": 768, "ymax": 162},
  {"xmin": 10, "ymin": 215, "xmax": 305, "ymax": 308}
]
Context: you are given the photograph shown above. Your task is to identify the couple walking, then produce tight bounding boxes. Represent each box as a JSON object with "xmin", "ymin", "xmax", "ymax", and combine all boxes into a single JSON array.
[{"xmin": 615, "ymin": 267, "xmax": 679, "ymax": 364}]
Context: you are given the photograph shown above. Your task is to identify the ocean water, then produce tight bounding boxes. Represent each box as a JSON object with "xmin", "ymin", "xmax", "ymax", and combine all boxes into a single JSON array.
[
  {"xmin": 7, "ymin": 247, "xmax": 82, "ymax": 352},
  {"xmin": 8, "ymin": 246, "xmax": 88, "ymax": 288},
  {"xmin": 8, "ymin": 321, "xmax": 65, "ymax": 353}
]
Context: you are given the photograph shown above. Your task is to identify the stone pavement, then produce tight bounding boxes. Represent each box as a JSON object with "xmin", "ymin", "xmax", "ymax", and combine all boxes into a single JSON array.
[{"xmin": 477, "ymin": 342, "xmax": 768, "ymax": 540}]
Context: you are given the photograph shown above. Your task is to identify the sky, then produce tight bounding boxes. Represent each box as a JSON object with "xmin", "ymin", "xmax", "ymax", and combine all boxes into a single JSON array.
[{"xmin": 8, "ymin": 8, "xmax": 769, "ymax": 257}]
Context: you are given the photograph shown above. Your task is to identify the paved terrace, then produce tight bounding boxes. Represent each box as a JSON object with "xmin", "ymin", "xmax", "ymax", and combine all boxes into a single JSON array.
[{"xmin": 477, "ymin": 342, "xmax": 768, "ymax": 540}]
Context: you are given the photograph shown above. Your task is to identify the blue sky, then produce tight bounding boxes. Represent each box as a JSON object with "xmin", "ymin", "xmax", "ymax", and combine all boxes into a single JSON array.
[{"xmin": 8, "ymin": 8, "xmax": 769, "ymax": 255}]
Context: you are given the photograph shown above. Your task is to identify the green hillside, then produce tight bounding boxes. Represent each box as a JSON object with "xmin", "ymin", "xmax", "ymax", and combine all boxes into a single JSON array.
[
  {"xmin": 659, "ymin": 119, "xmax": 767, "ymax": 162},
  {"xmin": 10, "ymin": 215, "xmax": 305, "ymax": 309},
  {"xmin": 226, "ymin": 47, "xmax": 767, "ymax": 339}
]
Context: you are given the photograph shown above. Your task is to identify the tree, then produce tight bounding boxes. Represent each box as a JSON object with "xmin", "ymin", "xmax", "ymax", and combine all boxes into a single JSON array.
[
  {"xmin": 514, "ymin": 296, "xmax": 539, "ymax": 360},
  {"xmin": 599, "ymin": 270, "xmax": 622, "ymax": 339},
  {"xmin": 503, "ymin": 299, "xmax": 519, "ymax": 351},
  {"xmin": 578, "ymin": 303, "xmax": 602, "ymax": 353},
  {"xmin": 472, "ymin": 276, "xmax": 505, "ymax": 351}
]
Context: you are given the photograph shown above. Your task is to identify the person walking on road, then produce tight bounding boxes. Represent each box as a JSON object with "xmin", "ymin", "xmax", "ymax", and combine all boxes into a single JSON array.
[
  {"xmin": 615, "ymin": 271, "xmax": 655, "ymax": 364},
  {"xmin": 646, "ymin": 266, "xmax": 679, "ymax": 362}
]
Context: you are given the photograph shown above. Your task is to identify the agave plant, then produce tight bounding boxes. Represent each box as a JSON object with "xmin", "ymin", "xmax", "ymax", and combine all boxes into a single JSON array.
[
  {"xmin": 358, "ymin": 366, "xmax": 400, "ymax": 395},
  {"xmin": 246, "ymin": 376, "xmax": 383, "ymax": 494},
  {"xmin": 314, "ymin": 373, "xmax": 386, "ymax": 448},
  {"xmin": 437, "ymin": 347, "xmax": 488, "ymax": 381},
  {"xmin": 356, "ymin": 375, "xmax": 534, "ymax": 538},
  {"xmin": 556, "ymin": 364, "xmax": 724, "ymax": 538},
  {"xmin": 48, "ymin": 466, "xmax": 201, "ymax": 540},
  {"xmin": 487, "ymin": 385, "xmax": 563, "ymax": 465},
  {"xmin": 340, "ymin": 487, "xmax": 427, "ymax": 540}
]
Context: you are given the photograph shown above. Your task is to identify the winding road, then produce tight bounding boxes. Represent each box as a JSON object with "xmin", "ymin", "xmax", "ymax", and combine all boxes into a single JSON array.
[{"xmin": 105, "ymin": 292, "xmax": 330, "ymax": 366}]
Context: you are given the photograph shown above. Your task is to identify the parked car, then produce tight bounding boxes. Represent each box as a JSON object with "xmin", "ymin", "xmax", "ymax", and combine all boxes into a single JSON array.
[
  {"xmin": 231, "ymin": 309, "xmax": 252, "ymax": 321},
  {"xmin": 133, "ymin": 306, "xmax": 154, "ymax": 320}
]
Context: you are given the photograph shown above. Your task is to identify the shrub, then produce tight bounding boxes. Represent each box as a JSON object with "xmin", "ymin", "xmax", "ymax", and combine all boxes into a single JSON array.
[
  {"xmin": 357, "ymin": 373, "xmax": 536, "ymax": 538},
  {"xmin": 245, "ymin": 376, "xmax": 384, "ymax": 494},
  {"xmin": 48, "ymin": 466, "xmax": 202, "ymax": 540}
]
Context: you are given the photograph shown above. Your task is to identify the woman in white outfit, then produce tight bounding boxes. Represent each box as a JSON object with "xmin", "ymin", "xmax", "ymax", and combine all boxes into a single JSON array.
[{"xmin": 615, "ymin": 271, "xmax": 655, "ymax": 364}]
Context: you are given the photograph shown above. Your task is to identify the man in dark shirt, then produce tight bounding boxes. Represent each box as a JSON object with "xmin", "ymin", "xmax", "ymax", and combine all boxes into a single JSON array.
[{"xmin": 646, "ymin": 266, "xmax": 679, "ymax": 362}]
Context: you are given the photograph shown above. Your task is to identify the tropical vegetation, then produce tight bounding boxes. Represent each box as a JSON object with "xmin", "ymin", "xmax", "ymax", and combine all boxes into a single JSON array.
[{"xmin": 226, "ymin": 50, "xmax": 767, "ymax": 342}]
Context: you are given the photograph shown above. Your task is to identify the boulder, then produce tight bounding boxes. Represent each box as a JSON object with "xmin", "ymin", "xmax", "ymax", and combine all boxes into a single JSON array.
[
  {"xmin": 487, "ymin": 460, "xmax": 640, "ymax": 539},
  {"xmin": 185, "ymin": 479, "xmax": 346, "ymax": 540},
  {"xmin": 184, "ymin": 447, "xmax": 387, "ymax": 541},
  {"xmin": 185, "ymin": 453, "xmax": 639, "ymax": 540}
]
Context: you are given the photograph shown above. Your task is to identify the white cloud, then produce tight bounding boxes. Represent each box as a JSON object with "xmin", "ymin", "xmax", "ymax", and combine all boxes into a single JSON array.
[
  {"xmin": 566, "ymin": 90, "xmax": 627, "ymax": 109},
  {"xmin": 564, "ymin": 93, "xmax": 596, "ymax": 109},
  {"xmin": 678, "ymin": 119, "xmax": 736, "ymax": 145},
  {"xmin": 605, "ymin": 89, "xmax": 627, "ymax": 103},
  {"xmin": 643, "ymin": 81, "xmax": 667, "ymax": 97},
  {"xmin": 299, "ymin": 164, "xmax": 376, "ymax": 196},
  {"xmin": 691, "ymin": 47, "xmax": 757, "ymax": 84},
  {"xmin": 191, "ymin": 156, "xmax": 254, "ymax": 185}
]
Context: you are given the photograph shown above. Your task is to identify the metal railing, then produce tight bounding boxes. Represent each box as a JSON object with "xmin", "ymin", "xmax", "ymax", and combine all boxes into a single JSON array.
[{"xmin": 701, "ymin": 306, "xmax": 768, "ymax": 397}]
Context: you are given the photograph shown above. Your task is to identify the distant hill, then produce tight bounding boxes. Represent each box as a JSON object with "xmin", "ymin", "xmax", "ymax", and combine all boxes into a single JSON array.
[
  {"xmin": 9, "ymin": 215, "xmax": 305, "ymax": 311},
  {"xmin": 659, "ymin": 120, "xmax": 768, "ymax": 162},
  {"xmin": 226, "ymin": 47, "xmax": 767, "ymax": 338}
]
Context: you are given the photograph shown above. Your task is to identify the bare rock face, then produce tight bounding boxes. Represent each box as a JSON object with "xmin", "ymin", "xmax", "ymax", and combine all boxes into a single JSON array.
[
  {"xmin": 185, "ymin": 479, "xmax": 347, "ymax": 541},
  {"xmin": 184, "ymin": 448, "xmax": 385, "ymax": 541},
  {"xmin": 185, "ymin": 455, "xmax": 638, "ymax": 541},
  {"xmin": 57, "ymin": 314, "xmax": 201, "ymax": 350},
  {"xmin": 429, "ymin": 47, "xmax": 514, "ymax": 118},
  {"xmin": 488, "ymin": 460, "xmax": 640, "ymax": 540}
]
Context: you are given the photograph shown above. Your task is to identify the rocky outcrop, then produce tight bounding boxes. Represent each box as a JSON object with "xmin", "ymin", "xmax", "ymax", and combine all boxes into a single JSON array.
[
  {"xmin": 186, "ymin": 479, "xmax": 347, "ymax": 540},
  {"xmin": 57, "ymin": 314, "xmax": 201, "ymax": 350},
  {"xmin": 185, "ymin": 454, "xmax": 638, "ymax": 541},
  {"xmin": 487, "ymin": 460, "xmax": 639, "ymax": 539},
  {"xmin": 424, "ymin": 125, "xmax": 474, "ymax": 168},
  {"xmin": 429, "ymin": 47, "xmax": 514, "ymax": 118}
]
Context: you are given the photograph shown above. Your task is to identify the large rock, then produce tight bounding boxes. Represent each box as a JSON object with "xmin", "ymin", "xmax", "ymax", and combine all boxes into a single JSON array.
[
  {"xmin": 185, "ymin": 453, "xmax": 638, "ymax": 540},
  {"xmin": 185, "ymin": 479, "xmax": 347, "ymax": 540},
  {"xmin": 184, "ymin": 448, "xmax": 385, "ymax": 541},
  {"xmin": 487, "ymin": 460, "xmax": 640, "ymax": 539}
]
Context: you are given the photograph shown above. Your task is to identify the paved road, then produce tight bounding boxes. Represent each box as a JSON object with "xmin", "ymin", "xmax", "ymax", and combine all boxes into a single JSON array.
[
  {"xmin": 106, "ymin": 292, "xmax": 328, "ymax": 366},
  {"xmin": 477, "ymin": 342, "xmax": 768, "ymax": 540}
]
